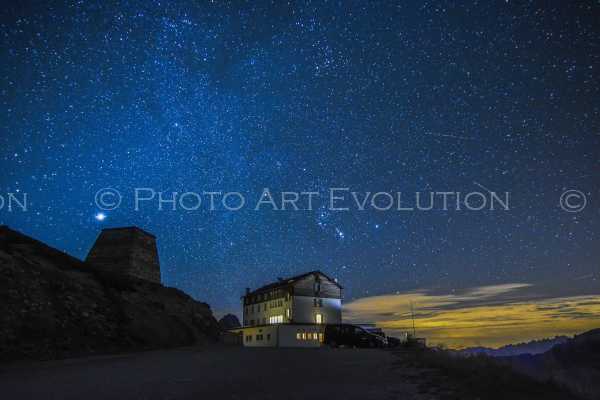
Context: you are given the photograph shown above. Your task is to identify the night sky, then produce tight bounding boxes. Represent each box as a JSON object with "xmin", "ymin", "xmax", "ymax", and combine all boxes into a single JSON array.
[{"xmin": 1, "ymin": 1, "xmax": 599, "ymax": 343}]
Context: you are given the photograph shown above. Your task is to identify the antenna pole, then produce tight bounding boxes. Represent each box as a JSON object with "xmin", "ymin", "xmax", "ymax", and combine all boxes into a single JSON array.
[{"xmin": 410, "ymin": 302, "xmax": 416, "ymax": 337}]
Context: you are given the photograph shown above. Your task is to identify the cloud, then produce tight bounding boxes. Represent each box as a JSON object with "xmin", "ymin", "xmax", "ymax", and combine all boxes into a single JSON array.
[{"xmin": 343, "ymin": 283, "xmax": 600, "ymax": 349}]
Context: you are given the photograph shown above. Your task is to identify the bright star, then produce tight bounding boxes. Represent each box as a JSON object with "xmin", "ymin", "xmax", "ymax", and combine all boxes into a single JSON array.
[{"xmin": 95, "ymin": 212, "xmax": 107, "ymax": 221}]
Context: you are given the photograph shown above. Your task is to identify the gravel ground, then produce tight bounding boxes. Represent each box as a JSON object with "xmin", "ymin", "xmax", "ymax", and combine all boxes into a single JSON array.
[{"xmin": 0, "ymin": 346, "xmax": 446, "ymax": 400}]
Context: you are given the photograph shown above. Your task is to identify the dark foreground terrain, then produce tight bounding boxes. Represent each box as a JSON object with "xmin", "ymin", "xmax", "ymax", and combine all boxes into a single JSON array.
[
  {"xmin": 0, "ymin": 346, "xmax": 579, "ymax": 400},
  {"xmin": 0, "ymin": 226, "xmax": 220, "ymax": 361},
  {"xmin": 0, "ymin": 347, "xmax": 427, "ymax": 400}
]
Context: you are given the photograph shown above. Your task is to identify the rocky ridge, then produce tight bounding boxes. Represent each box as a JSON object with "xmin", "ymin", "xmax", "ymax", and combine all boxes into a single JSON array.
[{"xmin": 0, "ymin": 226, "xmax": 220, "ymax": 362}]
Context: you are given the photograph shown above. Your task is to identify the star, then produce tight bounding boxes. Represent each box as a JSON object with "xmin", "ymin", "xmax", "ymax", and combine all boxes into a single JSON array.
[{"xmin": 0, "ymin": 0, "xmax": 598, "ymax": 329}]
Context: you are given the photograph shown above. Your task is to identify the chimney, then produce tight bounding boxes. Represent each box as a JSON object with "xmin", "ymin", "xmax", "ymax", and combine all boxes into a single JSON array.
[{"xmin": 245, "ymin": 287, "xmax": 251, "ymax": 295}]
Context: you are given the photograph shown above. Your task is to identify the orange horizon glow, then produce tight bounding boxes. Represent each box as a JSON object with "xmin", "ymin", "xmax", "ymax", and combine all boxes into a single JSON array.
[{"xmin": 344, "ymin": 284, "xmax": 600, "ymax": 349}]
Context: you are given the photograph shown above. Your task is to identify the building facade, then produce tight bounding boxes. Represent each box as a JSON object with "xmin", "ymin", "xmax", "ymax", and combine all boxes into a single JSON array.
[{"xmin": 233, "ymin": 271, "xmax": 342, "ymax": 347}]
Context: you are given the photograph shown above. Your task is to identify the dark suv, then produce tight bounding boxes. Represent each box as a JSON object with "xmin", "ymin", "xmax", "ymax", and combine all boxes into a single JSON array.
[{"xmin": 324, "ymin": 324, "xmax": 388, "ymax": 348}]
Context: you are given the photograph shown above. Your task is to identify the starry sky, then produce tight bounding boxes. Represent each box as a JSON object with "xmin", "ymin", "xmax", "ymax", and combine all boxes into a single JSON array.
[{"xmin": 1, "ymin": 1, "xmax": 599, "ymax": 345}]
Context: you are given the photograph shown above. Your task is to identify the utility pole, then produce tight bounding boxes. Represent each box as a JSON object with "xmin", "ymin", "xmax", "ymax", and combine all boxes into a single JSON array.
[{"xmin": 410, "ymin": 302, "xmax": 416, "ymax": 337}]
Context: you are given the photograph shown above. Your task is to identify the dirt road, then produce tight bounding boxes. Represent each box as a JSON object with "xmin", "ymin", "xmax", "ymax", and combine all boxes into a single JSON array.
[{"xmin": 0, "ymin": 346, "xmax": 442, "ymax": 400}]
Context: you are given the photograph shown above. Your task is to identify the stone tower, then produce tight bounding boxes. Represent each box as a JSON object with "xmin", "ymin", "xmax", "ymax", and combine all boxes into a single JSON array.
[{"xmin": 85, "ymin": 226, "xmax": 161, "ymax": 284}]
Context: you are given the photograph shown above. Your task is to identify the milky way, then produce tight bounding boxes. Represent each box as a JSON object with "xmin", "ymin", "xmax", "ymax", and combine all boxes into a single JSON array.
[{"xmin": 1, "ymin": 1, "xmax": 599, "ymax": 314}]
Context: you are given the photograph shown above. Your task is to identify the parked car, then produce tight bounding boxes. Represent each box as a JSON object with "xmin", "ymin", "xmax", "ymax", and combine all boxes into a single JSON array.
[
  {"xmin": 362, "ymin": 326, "xmax": 386, "ymax": 337},
  {"xmin": 361, "ymin": 326, "xmax": 405, "ymax": 348},
  {"xmin": 386, "ymin": 336, "xmax": 402, "ymax": 348},
  {"xmin": 324, "ymin": 324, "xmax": 388, "ymax": 348}
]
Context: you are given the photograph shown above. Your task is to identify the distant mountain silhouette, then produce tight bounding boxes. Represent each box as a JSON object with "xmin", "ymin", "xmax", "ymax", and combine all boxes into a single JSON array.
[
  {"xmin": 501, "ymin": 328, "xmax": 600, "ymax": 400},
  {"xmin": 460, "ymin": 336, "xmax": 569, "ymax": 357},
  {"xmin": 218, "ymin": 314, "xmax": 241, "ymax": 329}
]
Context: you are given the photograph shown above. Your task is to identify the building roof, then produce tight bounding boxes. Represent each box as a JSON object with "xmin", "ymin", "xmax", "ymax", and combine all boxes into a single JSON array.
[{"xmin": 245, "ymin": 270, "xmax": 342, "ymax": 297}]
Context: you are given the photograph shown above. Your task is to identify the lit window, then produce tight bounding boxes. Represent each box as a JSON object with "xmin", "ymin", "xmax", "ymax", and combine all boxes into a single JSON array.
[
  {"xmin": 296, "ymin": 332, "xmax": 302, "ymax": 340},
  {"xmin": 286, "ymin": 308, "xmax": 290, "ymax": 319},
  {"xmin": 315, "ymin": 314, "xmax": 323, "ymax": 324},
  {"xmin": 318, "ymin": 333, "xmax": 324, "ymax": 342},
  {"xmin": 301, "ymin": 332, "xmax": 306, "ymax": 340}
]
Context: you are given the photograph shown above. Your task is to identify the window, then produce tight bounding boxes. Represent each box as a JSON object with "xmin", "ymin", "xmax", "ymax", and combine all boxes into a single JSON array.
[
  {"xmin": 262, "ymin": 317, "xmax": 266, "ymax": 325},
  {"xmin": 286, "ymin": 308, "xmax": 290, "ymax": 319},
  {"xmin": 266, "ymin": 334, "xmax": 271, "ymax": 341},
  {"xmin": 296, "ymin": 331, "xmax": 321, "ymax": 341},
  {"xmin": 314, "ymin": 280, "xmax": 321, "ymax": 293},
  {"xmin": 318, "ymin": 299, "xmax": 323, "ymax": 307},
  {"xmin": 313, "ymin": 298, "xmax": 317, "ymax": 307},
  {"xmin": 318, "ymin": 333, "xmax": 324, "ymax": 342},
  {"xmin": 256, "ymin": 334, "xmax": 263, "ymax": 341},
  {"xmin": 269, "ymin": 315, "xmax": 283, "ymax": 324},
  {"xmin": 315, "ymin": 314, "xmax": 323, "ymax": 324},
  {"xmin": 246, "ymin": 335, "xmax": 252, "ymax": 342}
]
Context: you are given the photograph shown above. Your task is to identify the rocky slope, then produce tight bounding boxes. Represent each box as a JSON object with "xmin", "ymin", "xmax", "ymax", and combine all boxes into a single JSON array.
[
  {"xmin": 502, "ymin": 329, "xmax": 600, "ymax": 400},
  {"xmin": 0, "ymin": 226, "xmax": 220, "ymax": 362}
]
